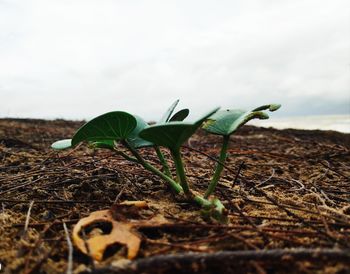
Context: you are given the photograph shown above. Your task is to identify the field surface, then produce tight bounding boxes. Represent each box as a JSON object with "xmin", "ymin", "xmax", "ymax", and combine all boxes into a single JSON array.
[{"xmin": 0, "ymin": 118, "xmax": 349, "ymax": 273}]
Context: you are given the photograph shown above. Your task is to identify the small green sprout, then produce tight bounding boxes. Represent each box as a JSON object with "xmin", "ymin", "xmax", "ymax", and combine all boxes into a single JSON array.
[
  {"xmin": 51, "ymin": 100, "xmax": 280, "ymax": 223},
  {"xmin": 202, "ymin": 104, "xmax": 281, "ymax": 198}
]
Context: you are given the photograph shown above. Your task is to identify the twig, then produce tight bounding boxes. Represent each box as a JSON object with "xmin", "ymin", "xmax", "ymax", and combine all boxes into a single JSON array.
[
  {"xmin": 290, "ymin": 179, "xmax": 305, "ymax": 191},
  {"xmin": 183, "ymin": 145, "xmax": 235, "ymax": 172},
  {"xmin": 63, "ymin": 223, "xmax": 73, "ymax": 274},
  {"xmin": 84, "ymin": 249, "xmax": 350, "ymax": 274},
  {"xmin": 24, "ymin": 201, "xmax": 34, "ymax": 233},
  {"xmin": 114, "ymin": 184, "xmax": 127, "ymax": 203},
  {"xmin": 320, "ymin": 189, "xmax": 336, "ymax": 206},
  {"xmin": 232, "ymin": 161, "xmax": 245, "ymax": 187},
  {"xmin": 255, "ymin": 169, "xmax": 275, "ymax": 188}
]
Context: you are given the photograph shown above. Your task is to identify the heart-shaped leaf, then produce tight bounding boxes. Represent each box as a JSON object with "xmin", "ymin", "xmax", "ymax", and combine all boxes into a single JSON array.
[
  {"xmin": 51, "ymin": 139, "xmax": 72, "ymax": 150},
  {"xmin": 203, "ymin": 104, "xmax": 281, "ymax": 136},
  {"xmin": 140, "ymin": 108, "xmax": 219, "ymax": 151},
  {"xmin": 86, "ymin": 115, "xmax": 154, "ymax": 149},
  {"xmin": 169, "ymin": 109, "xmax": 190, "ymax": 122},
  {"xmin": 127, "ymin": 115, "xmax": 154, "ymax": 148},
  {"xmin": 127, "ymin": 101, "xmax": 188, "ymax": 148},
  {"xmin": 158, "ymin": 99, "xmax": 179, "ymax": 123},
  {"xmin": 72, "ymin": 111, "xmax": 137, "ymax": 146}
]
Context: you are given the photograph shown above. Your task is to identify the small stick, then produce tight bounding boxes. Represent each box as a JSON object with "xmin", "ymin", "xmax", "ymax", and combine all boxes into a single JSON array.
[
  {"xmin": 256, "ymin": 169, "xmax": 275, "ymax": 188},
  {"xmin": 24, "ymin": 201, "xmax": 34, "ymax": 233},
  {"xmin": 63, "ymin": 222, "xmax": 73, "ymax": 274},
  {"xmin": 290, "ymin": 179, "xmax": 305, "ymax": 191},
  {"xmin": 114, "ymin": 185, "xmax": 127, "ymax": 203},
  {"xmin": 232, "ymin": 161, "xmax": 245, "ymax": 187},
  {"xmin": 320, "ymin": 189, "xmax": 336, "ymax": 206},
  {"xmin": 88, "ymin": 249, "xmax": 350, "ymax": 273},
  {"xmin": 183, "ymin": 145, "xmax": 236, "ymax": 173}
]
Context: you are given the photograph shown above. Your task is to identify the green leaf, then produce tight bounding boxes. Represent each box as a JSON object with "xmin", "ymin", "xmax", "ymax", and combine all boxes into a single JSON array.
[
  {"xmin": 127, "ymin": 115, "xmax": 154, "ymax": 148},
  {"xmin": 158, "ymin": 99, "xmax": 180, "ymax": 123},
  {"xmin": 128, "ymin": 100, "xmax": 188, "ymax": 149},
  {"xmin": 252, "ymin": 103, "xmax": 281, "ymax": 112},
  {"xmin": 140, "ymin": 108, "xmax": 220, "ymax": 151},
  {"xmin": 169, "ymin": 109, "xmax": 190, "ymax": 122},
  {"xmin": 203, "ymin": 104, "xmax": 281, "ymax": 136},
  {"xmin": 125, "ymin": 103, "xmax": 188, "ymax": 149},
  {"xmin": 51, "ymin": 139, "xmax": 72, "ymax": 150},
  {"xmin": 72, "ymin": 111, "xmax": 137, "ymax": 146}
]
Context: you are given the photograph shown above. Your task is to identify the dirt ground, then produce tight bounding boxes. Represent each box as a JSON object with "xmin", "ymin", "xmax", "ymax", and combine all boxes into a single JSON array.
[{"xmin": 0, "ymin": 118, "xmax": 349, "ymax": 274}]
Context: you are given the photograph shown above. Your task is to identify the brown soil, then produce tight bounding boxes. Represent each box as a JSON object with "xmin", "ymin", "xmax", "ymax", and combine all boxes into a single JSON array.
[{"xmin": 0, "ymin": 118, "xmax": 349, "ymax": 274}]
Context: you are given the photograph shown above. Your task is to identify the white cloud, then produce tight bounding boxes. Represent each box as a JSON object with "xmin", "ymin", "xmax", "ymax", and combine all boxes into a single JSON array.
[{"xmin": 0, "ymin": 0, "xmax": 349, "ymax": 120}]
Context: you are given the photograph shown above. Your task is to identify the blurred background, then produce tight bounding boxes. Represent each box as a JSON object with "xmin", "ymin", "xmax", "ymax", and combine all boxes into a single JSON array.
[{"xmin": 0, "ymin": 0, "xmax": 349, "ymax": 132}]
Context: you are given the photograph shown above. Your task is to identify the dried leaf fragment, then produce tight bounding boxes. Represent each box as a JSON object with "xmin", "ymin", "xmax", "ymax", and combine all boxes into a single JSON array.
[{"xmin": 72, "ymin": 209, "xmax": 141, "ymax": 261}]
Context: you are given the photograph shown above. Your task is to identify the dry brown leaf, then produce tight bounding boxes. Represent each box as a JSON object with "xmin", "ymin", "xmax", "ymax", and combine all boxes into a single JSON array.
[
  {"xmin": 72, "ymin": 209, "xmax": 141, "ymax": 261},
  {"xmin": 72, "ymin": 201, "xmax": 171, "ymax": 261}
]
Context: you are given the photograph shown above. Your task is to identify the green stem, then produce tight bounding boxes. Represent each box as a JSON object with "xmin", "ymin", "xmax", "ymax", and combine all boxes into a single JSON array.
[
  {"xmin": 121, "ymin": 140, "xmax": 183, "ymax": 194},
  {"xmin": 114, "ymin": 150, "xmax": 139, "ymax": 163},
  {"xmin": 193, "ymin": 195, "xmax": 211, "ymax": 208},
  {"xmin": 154, "ymin": 146, "xmax": 172, "ymax": 178},
  {"xmin": 204, "ymin": 135, "xmax": 230, "ymax": 199},
  {"xmin": 194, "ymin": 196, "xmax": 227, "ymax": 223},
  {"xmin": 171, "ymin": 148, "xmax": 191, "ymax": 197},
  {"xmin": 121, "ymin": 141, "xmax": 227, "ymax": 223}
]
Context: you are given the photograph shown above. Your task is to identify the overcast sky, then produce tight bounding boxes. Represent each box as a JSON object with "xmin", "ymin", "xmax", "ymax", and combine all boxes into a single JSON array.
[{"xmin": 0, "ymin": 0, "xmax": 349, "ymax": 121}]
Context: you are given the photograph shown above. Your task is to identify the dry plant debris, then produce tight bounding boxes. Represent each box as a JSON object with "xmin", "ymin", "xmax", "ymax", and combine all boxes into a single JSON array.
[
  {"xmin": 72, "ymin": 209, "xmax": 140, "ymax": 261},
  {"xmin": 0, "ymin": 118, "xmax": 349, "ymax": 274},
  {"xmin": 72, "ymin": 200, "xmax": 168, "ymax": 261}
]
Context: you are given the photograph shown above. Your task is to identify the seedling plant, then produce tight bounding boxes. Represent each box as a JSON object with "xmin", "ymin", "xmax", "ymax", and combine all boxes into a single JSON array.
[{"xmin": 52, "ymin": 100, "xmax": 280, "ymax": 223}]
